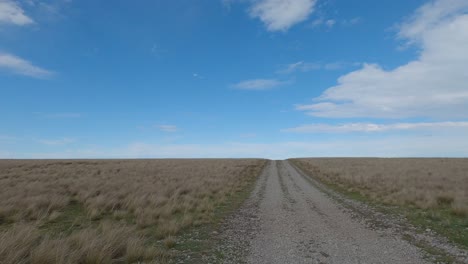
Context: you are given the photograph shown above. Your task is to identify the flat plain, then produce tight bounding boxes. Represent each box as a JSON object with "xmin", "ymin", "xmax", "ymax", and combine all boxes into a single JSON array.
[
  {"xmin": 0, "ymin": 159, "xmax": 266, "ymax": 263},
  {"xmin": 1, "ymin": 158, "xmax": 467, "ymax": 264}
]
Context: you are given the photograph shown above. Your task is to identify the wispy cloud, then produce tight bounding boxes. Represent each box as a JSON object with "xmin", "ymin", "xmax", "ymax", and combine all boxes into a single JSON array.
[
  {"xmin": 342, "ymin": 17, "xmax": 362, "ymax": 26},
  {"xmin": 192, "ymin": 73, "xmax": 203, "ymax": 79},
  {"xmin": 150, "ymin": 44, "xmax": 167, "ymax": 57},
  {"xmin": 283, "ymin": 121, "xmax": 468, "ymax": 133},
  {"xmin": 233, "ymin": 79, "xmax": 286, "ymax": 90},
  {"xmin": 0, "ymin": 53, "xmax": 54, "ymax": 78},
  {"xmin": 22, "ymin": 0, "xmax": 73, "ymax": 22},
  {"xmin": 16, "ymin": 133, "xmax": 468, "ymax": 159},
  {"xmin": 310, "ymin": 16, "xmax": 362, "ymax": 29},
  {"xmin": 278, "ymin": 61, "xmax": 321, "ymax": 74},
  {"xmin": 249, "ymin": 0, "xmax": 317, "ymax": 32},
  {"xmin": 0, "ymin": 0, "xmax": 34, "ymax": 26},
  {"xmin": 297, "ymin": 0, "xmax": 468, "ymax": 119},
  {"xmin": 38, "ymin": 138, "xmax": 76, "ymax": 146},
  {"xmin": 222, "ymin": 0, "xmax": 235, "ymax": 10},
  {"xmin": 158, "ymin": 125, "xmax": 178, "ymax": 133},
  {"xmin": 325, "ymin": 19, "xmax": 336, "ymax": 28},
  {"xmin": 279, "ymin": 61, "xmax": 356, "ymax": 74}
]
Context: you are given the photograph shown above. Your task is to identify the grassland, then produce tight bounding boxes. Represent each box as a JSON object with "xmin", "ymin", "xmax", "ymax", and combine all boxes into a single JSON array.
[
  {"xmin": 0, "ymin": 159, "xmax": 266, "ymax": 263},
  {"xmin": 291, "ymin": 158, "xmax": 468, "ymax": 248}
]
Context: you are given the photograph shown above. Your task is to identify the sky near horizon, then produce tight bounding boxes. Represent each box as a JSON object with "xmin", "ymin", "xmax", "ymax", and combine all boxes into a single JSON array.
[{"xmin": 1, "ymin": 0, "xmax": 468, "ymax": 159}]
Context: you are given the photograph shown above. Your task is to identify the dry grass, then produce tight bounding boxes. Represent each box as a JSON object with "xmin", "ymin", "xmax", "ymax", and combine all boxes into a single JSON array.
[
  {"xmin": 0, "ymin": 159, "xmax": 266, "ymax": 263},
  {"xmin": 291, "ymin": 158, "xmax": 468, "ymax": 215},
  {"xmin": 291, "ymin": 158, "xmax": 468, "ymax": 247}
]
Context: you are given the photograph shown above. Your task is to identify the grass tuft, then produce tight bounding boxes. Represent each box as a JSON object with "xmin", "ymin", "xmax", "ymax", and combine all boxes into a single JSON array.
[{"xmin": 0, "ymin": 159, "xmax": 266, "ymax": 263}]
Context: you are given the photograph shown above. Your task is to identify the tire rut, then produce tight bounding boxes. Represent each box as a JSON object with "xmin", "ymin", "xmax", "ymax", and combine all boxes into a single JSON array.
[{"xmin": 214, "ymin": 160, "xmax": 430, "ymax": 264}]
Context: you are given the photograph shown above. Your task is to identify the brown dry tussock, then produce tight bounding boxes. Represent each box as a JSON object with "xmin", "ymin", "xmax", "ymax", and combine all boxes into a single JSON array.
[
  {"xmin": 0, "ymin": 159, "xmax": 266, "ymax": 263},
  {"xmin": 291, "ymin": 158, "xmax": 468, "ymax": 216}
]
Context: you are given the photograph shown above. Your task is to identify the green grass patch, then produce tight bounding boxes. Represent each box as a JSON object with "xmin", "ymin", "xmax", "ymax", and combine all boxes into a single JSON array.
[{"xmin": 406, "ymin": 207, "xmax": 468, "ymax": 248}]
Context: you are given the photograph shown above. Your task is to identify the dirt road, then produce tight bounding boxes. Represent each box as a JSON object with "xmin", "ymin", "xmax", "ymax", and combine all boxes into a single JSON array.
[{"xmin": 216, "ymin": 160, "xmax": 429, "ymax": 264}]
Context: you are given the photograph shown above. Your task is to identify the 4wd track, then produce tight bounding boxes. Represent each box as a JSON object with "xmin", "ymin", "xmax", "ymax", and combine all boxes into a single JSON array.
[{"xmin": 216, "ymin": 160, "xmax": 429, "ymax": 264}]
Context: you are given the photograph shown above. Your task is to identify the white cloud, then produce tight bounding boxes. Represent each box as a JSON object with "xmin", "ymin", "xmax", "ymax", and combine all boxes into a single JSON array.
[
  {"xmin": 123, "ymin": 136, "xmax": 468, "ymax": 158},
  {"xmin": 279, "ymin": 61, "xmax": 320, "ymax": 74},
  {"xmin": 0, "ymin": 0, "xmax": 34, "ymax": 26},
  {"xmin": 249, "ymin": 0, "xmax": 317, "ymax": 31},
  {"xmin": 283, "ymin": 121, "xmax": 468, "ymax": 133},
  {"xmin": 346, "ymin": 17, "xmax": 362, "ymax": 25},
  {"xmin": 279, "ymin": 61, "xmax": 354, "ymax": 74},
  {"xmin": 309, "ymin": 17, "xmax": 324, "ymax": 28},
  {"xmin": 10, "ymin": 133, "xmax": 468, "ymax": 159},
  {"xmin": 233, "ymin": 78, "xmax": 285, "ymax": 90},
  {"xmin": 38, "ymin": 138, "xmax": 75, "ymax": 146},
  {"xmin": 158, "ymin": 125, "xmax": 178, "ymax": 133},
  {"xmin": 192, "ymin": 73, "xmax": 204, "ymax": 79},
  {"xmin": 399, "ymin": 0, "xmax": 468, "ymax": 42},
  {"xmin": 297, "ymin": 0, "xmax": 468, "ymax": 119},
  {"xmin": 310, "ymin": 17, "xmax": 362, "ymax": 29},
  {"xmin": 325, "ymin": 19, "xmax": 335, "ymax": 28},
  {"xmin": 150, "ymin": 44, "xmax": 167, "ymax": 57},
  {"xmin": 0, "ymin": 53, "xmax": 53, "ymax": 78}
]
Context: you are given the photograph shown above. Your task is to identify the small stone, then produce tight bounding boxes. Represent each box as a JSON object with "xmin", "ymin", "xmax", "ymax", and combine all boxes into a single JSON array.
[
  {"xmin": 425, "ymin": 228, "xmax": 431, "ymax": 232},
  {"xmin": 212, "ymin": 231, "xmax": 219, "ymax": 235}
]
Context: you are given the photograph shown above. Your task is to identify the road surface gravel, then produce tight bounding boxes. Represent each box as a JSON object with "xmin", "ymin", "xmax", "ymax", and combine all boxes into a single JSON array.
[{"xmin": 215, "ymin": 160, "xmax": 429, "ymax": 264}]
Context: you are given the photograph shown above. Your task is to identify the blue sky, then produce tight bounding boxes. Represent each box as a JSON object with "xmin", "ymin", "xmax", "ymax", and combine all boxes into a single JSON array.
[{"xmin": 1, "ymin": 0, "xmax": 468, "ymax": 159}]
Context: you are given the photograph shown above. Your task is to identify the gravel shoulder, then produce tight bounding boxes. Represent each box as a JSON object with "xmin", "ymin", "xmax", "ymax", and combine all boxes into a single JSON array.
[{"xmin": 215, "ymin": 160, "xmax": 432, "ymax": 264}]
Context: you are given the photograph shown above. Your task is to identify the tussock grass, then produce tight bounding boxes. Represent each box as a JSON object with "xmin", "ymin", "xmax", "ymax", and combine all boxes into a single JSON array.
[
  {"xmin": 291, "ymin": 158, "xmax": 468, "ymax": 247},
  {"xmin": 0, "ymin": 159, "xmax": 265, "ymax": 263}
]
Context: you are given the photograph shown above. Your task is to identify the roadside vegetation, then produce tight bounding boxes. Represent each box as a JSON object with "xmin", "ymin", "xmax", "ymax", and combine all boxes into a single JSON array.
[
  {"xmin": 0, "ymin": 159, "xmax": 266, "ymax": 263},
  {"xmin": 291, "ymin": 158, "xmax": 468, "ymax": 248}
]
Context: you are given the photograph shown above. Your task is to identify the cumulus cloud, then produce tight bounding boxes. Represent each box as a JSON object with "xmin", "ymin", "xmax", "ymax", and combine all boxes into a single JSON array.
[
  {"xmin": 158, "ymin": 125, "xmax": 178, "ymax": 133},
  {"xmin": 249, "ymin": 0, "xmax": 317, "ymax": 31},
  {"xmin": 283, "ymin": 121, "xmax": 468, "ymax": 133},
  {"xmin": 0, "ymin": 0, "xmax": 34, "ymax": 26},
  {"xmin": 297, "ymin": 0, "xmax": 468, "ymax": 119},
  {"xmin": 0, "ymin": 53, "xmax": 53, "ymax": 78},
  {"xmin": 233, "ymin": 79, "xmax": 285, "ymax": 90}
]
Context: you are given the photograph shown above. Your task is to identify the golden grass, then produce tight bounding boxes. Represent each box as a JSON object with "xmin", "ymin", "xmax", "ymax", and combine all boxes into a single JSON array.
[
  {"xmin": 291, "ymin": 158, "xmax": 468, "ymax": 216},
  {"xmin": 0, "ymin": 159, "xmax": 265, "ymax": 263}
]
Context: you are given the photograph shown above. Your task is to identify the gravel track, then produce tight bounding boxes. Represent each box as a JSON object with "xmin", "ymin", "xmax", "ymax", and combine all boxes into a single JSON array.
[{"xmin": 215, "ymin": 160, "xmax": 429, "ymax": 264}]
